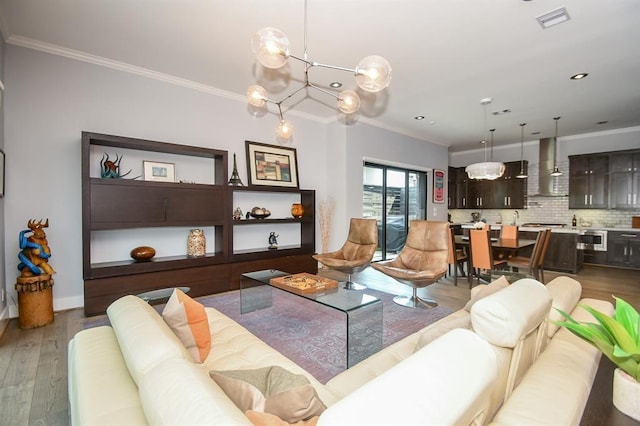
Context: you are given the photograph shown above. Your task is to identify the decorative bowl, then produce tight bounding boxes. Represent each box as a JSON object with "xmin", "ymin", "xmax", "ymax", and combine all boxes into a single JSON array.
[
  {"xmin": 130, "ymin": 246, "xmax": 156, "ymax": 261},
  {"xmin": 250, "ymin": 212, "xmax": 271, "ymax": 220}
]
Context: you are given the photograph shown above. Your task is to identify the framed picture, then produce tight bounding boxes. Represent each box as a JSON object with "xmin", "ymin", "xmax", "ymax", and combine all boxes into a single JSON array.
[
  {"xmin": 143, "ymin": 160, "xmax": 175, "ymax": 182},
  {"xmin": 245, "ymin": 141, "xmax": 299, "ymax": 188},
  {"xmin": 433, "ymin": 169, "xmax": 445, "ymax": 203},
  {"xmin": 0, "ymin": 149, "xmax": 4, "ymax": 197}
]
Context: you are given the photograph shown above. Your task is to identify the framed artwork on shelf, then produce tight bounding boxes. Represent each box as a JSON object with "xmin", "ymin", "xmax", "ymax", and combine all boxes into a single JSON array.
[
  {"xmin": 0, "ymin": 149, "xmax": 4, "ymax": 197},
  {"xmin": 143, "ymin": 160, "xmax": 175, "ymax": 182},
  {"xmin": 245, "ymin": 141, "xmax": 299, "ymax": 188},
  {"xmin": 433, "ymin": 169, "xmax": 445, "ymax": 203}
]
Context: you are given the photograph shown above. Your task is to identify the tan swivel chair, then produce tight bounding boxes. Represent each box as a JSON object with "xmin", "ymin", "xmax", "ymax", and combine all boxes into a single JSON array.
[
  {"xmin": 469, "ymin": 228, "xmax": 508, "ymax": 284},
  {"xmin": 313, "ymin": 218, "xmax": 378, "ymax": 290},
  {"xmin": 448, "ymin": 227, "xmax": 471, "ymax": 288},
  {"xmin": 371, "ymin": 220, "xmax": 449, "ymax": 308},
  {"xmin": 506, "ymin": 228, "xmax": 547, "ymax": 280}
]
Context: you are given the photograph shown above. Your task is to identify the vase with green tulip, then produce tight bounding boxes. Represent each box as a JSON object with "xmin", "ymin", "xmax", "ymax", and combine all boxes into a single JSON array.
[{"xmin": 554, "ymin": 297, "xmax": 640, "ymax": 420}]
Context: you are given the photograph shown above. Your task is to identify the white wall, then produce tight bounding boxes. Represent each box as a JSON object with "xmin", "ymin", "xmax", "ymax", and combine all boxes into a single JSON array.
[
  {"xmin": 0, "ymin": 36, "xmax": 7, "ymax": 332},
  {"xmin": 3, "ymin": 44, "xmax": 447, "ymax": 315}
]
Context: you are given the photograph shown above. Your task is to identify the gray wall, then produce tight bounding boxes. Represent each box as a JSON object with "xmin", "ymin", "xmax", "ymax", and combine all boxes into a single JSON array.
[
  {"xmin": 3, "ymin": 44, "xmax": 447, "ymax": 315},
  {"xmin": 0, "ymin": 35, "xmax": 6, "ymax": 329}
]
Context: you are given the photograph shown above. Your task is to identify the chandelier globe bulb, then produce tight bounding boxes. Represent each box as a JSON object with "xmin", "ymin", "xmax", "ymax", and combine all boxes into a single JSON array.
[
  {"xmin": 251, "ymin": 27, "xmax": 290, "ymax": 69},
  {"xmin": 276, "ymin": 119, "xmax": 294, "ymax": 139},
  {"xmin": 355, "ymin": 55, "xmax": 392, "ymax": 93},
  {"xmin": 247, "ymin": 85, "xmax": 268, "ymax": 107},
  {"xmin": 337, "ymin": 90, "xmax": 361, "ymax": 114}
]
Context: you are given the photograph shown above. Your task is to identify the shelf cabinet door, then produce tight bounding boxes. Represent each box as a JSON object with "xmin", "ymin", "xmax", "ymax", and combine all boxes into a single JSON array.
[
  {"xmin": 165, "ymin": 187, "xmax": 224, "ymax": 224},
  {"xmin": 91, "ymin": 183, "xmax": 167, "ymax": 226}
]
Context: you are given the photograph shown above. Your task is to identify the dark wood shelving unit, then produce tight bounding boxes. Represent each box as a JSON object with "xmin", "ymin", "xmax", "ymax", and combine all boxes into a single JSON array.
[{"xmin": 82, "ymin": 132, "xmax": 316, "ymax": 315}]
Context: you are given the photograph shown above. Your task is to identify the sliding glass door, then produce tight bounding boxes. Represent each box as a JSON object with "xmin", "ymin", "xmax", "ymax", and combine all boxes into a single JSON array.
[{"xmin": 363, "ymin": 163, "xmax": 428, "ymax": 261}]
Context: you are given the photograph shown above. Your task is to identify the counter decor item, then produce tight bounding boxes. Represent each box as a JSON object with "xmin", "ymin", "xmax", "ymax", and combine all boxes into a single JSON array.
[
  {"xmin": 554, "ymin": 297, "xmax": 640, "ymax": 421},
  {"xmin": 291, "ymin": 203, "xmax": 304, "ymax": 218},
  {"xmin": 187, "ymin": 229, "xmax": 206, "ymax": 257},
  {"xmin": 130, "ymin": 246, "xmax": 156, "ymax": 262},
  {"xmin": 250, "ymin": 207, "xmax": 271, "ymax": 219}
]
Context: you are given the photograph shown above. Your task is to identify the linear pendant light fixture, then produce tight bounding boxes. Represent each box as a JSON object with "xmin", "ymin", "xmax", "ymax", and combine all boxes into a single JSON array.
[
  {"xmin": 516, "ymin": 123, "xmax": 528, "ymax": 179},
  {"xmin": 247, "ymin": 0, "xmax": 392, "ymax": 141},
  {"xmin": 466, "ymin": 98, "xmax": 505, "ymax": 180},
  {"xmin": 550, "ymin": 116, "xmax": 563, "ymax": 176}
]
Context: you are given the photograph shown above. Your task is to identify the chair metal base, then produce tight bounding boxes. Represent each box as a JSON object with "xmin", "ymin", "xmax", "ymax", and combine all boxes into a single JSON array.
[
  {"xmin": 393, "ymin": 294, "xmax": 438, "ymax": 309},
  {"xmin": 342, "ymin": 273, "xmax": 366, "ymax": 290}
]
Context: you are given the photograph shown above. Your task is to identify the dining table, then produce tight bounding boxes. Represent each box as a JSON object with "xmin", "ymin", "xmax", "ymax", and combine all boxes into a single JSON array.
[{"xmin": 454, "ymin": 235, "xmax": 538, "ymax": 283}]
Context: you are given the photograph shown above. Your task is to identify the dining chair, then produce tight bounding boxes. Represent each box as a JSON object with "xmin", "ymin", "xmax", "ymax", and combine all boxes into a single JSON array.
[
  {"xmin": 371, "ymin": 220, "xmax": 449, "ymax": 308},
  {"xmin": 469, "ymin": 228, "xmax": 508, "ymax": 284},
  {"xmin": 535, "ymin": 229, "xmax": 552, "ymax": 283},
  {"xmin": 313, "ymin": 218, "xmax": 378, "ymax": 290},
  {"xmin": 496, "ymin": 224, "xmax": 519, "ymax": 260},
  {"xmin": 448, "ymin": 227, "xmax": 471, "ymax": 287},
  {"xmin": 505, "ymin": 229, "xmax": 547, "ymax": 280}
]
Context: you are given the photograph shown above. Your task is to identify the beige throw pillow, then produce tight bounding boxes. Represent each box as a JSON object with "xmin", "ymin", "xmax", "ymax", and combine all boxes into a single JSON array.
[
  {"xmin": 414, "ymin": 313, "xmax": 472, "ymax": 352},
  {"xmin": 210, "ymin": 366, "xmax": 326, "ymax": 423},
  {"xmin": 464, "ymin": 275, "xmax": 510, "ymax": 311},
  {"xmin": 162, "ymin": 289, "xmax": 211, "ymax": 363}
]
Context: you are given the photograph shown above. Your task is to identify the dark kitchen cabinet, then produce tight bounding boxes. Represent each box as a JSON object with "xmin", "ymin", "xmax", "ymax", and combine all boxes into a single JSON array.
[
  {"xmin": 543, "ymin": 232, "xmax": 583, "ymax": 274},
  {"xmin": 451, "ymin": 167, "xmax": 469, "ymax": 208},
  {"xmin": 569, "ymin": 154, "xmax": 609, "ymax": 209},
  {"xmin": 607, "ymin": 231, "xmax": 640, "ymax": 269},
  {"xmin": 492, "ymin": 161, "xmax": 527, "ymax": 209},
  {"xmin": 448, "ymin": 167, "xmax": 457, "ymax": 209},
  {"xmin": 610, "ymin": 152, "xmax": 640, "ymax": 209},
  {"xmin": 467, "ymin": 179, "xmax": 488, "ymax": 209}
]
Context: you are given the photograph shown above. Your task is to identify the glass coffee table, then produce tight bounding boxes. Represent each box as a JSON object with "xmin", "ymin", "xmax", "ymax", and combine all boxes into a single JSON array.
[{"xmin": 240, "ymin": 269, "xmax": 383, "ymax": 368}]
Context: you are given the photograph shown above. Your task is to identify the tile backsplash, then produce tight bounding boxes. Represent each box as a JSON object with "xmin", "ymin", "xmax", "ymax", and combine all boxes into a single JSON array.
[{"xmin": 449, "ymin": 161, "xmax": 640, "ymax": 228}]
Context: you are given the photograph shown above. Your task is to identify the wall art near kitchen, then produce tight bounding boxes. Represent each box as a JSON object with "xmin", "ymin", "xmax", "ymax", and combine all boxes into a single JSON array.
[
  {"xmin": 245, "ymin": 141, "xmax": 299, "ymax": 188},
  {"xmin": 433, "ymin": 169, "xmax": 445, "ymax": 203}
]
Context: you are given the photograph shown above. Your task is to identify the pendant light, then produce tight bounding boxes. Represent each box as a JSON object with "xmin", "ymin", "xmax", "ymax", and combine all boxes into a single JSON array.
[
  {"xmin": 550, "ymin": 116, "xmax": 563, "ymax": 176},
  {"xmin": 516, "ymin": 123, "xmax": 528, "ymax": 179},
  {"xmin": 465, "ymin": 98, "xmax": 505, "ymax": 180}
]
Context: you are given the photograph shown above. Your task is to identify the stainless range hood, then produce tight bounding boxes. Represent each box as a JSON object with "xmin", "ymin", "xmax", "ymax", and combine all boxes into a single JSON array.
[{"xmin": 529, "ymin": 137, "xmax": 568, "ymax": 197}]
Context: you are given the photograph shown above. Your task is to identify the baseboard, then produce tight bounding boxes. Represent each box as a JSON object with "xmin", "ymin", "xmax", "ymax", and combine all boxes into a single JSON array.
[{"xmin": 6, "ymin": 295, "xmax": 84, "ymax": 319}]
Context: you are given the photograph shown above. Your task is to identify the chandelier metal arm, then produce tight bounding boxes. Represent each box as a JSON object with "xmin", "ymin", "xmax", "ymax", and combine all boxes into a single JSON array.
[{"xmin": 307, "ymin": 82, "xmax": 339, "ymax": 99}]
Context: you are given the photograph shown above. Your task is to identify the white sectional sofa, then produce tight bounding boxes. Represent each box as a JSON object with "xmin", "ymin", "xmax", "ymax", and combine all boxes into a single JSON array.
[{"xmin": 68, "ymin": 276, "xmax": 613, "ymax": 425}]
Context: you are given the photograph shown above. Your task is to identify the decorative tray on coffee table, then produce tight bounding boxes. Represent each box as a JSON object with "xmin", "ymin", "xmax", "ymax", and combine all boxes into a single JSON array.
[{"xmin": 269, "ymin": 273, "xmax": 339, "ymax": 295}]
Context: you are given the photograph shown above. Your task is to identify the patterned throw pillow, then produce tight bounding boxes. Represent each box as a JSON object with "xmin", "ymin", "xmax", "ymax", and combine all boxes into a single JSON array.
[
  {"xmin": 162, "ymin": 289, "xmax": 211, "ymax": 363},
  {"xmin": 210, "ymin": 366, "xmax": 326, "ymax": 423}
]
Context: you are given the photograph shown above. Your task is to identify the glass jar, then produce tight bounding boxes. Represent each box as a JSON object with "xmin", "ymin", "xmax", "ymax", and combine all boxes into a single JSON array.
[
  {"xmin": 291, "ymin": 203, "xmax": 304, "ymax": 219},
  {"xmin": 187, "ymin": 229, "xmax": 206, "ymax": 257}
]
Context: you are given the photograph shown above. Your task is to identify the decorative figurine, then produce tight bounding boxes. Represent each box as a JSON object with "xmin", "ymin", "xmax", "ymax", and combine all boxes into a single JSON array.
[
  {"xmin": 101, "ymin": 153, "xmax": 133, "ymax": 179},
  {"xmin": 250, "ymin": 207, "xmax": 271, "ymax": 219},
  {"xmin": 15, "ymin": 219, "xmax": 55, "ymax": 328},
  {"xmin": 228, "ymin": 153, "xmax": 244, "ymax": 186},
  {"xmin": 233, "ymin": 206, "xmax": 243, "ymax": 221},
  {"xmin": 268, "ymin": 232, "xmax": 279, "ymax": 249}
]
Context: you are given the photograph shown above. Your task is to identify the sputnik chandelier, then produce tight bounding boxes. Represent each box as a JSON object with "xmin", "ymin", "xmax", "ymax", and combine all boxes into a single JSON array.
[{"xmin": 246, "ymin": 0, "xmax": 392, "ymax": 141}]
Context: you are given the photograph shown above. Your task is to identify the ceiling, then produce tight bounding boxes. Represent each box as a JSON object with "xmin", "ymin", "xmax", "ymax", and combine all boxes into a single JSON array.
[{"xmin": 1, "ymin": 0, "xmax": 639, "ymax": 152}]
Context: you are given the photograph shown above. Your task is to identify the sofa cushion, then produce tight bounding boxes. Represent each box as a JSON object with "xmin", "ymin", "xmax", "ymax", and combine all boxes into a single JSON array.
[
  {"xmin": 107, "ymin": 295, "xmax": 191, "ymax": 385},
  {"xmin": 139, "ymin": 357, "xmax": 252, "ymax": 425},
  {"xmin": 414, "ymin": 309, "xmax": 472, "ymax": 351},
  {"xmin": 545, "ymin": 276, "xmax": 582, "ymax": 338},
  {"xmin": 464, "ymin": 275, "xmax": 510, "ymax": 311},
  {"xmin": 210, "ymin": 366, "xmax": 326, "ymax": 423},
  {"xmin": 471, "ymin": 278, "xmax": 552, "ymax": 348},
  {"xmin": 318, "ymin": 329, "xmax": 497, "ymax": 426},
  {"xmin": 246, "ymin": 411, "xmax": 319, "ymax": 426},
  {"xmin": 162, "ymin": 288, "xmax": 211, "ymax": 363}
]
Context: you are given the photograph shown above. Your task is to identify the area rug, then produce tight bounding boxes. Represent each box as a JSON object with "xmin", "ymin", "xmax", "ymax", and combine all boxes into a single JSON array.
[{"xmin": 84, "ymin": 288, "xmax": 452, "ymax": 383}]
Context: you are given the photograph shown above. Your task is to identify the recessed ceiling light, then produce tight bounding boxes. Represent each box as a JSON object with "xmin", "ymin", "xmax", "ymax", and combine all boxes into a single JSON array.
[
  {"xmin": 429, "ymin": 121, "xmax": 436, "ymax": 125},
  {"xmin": 329, "ymin": 82, "xmax": 342, "ymax": 88},
  {"xmin": 531, "ymin": 131, "xmax": 541, "ymax": 135},
  {"xmin": 570, "ymin": 73, "xmax": 589, "ymax": 80},
  {"xmin": 537, "ymin": 7, "xmax": 571, "ymax": 29},
  {"xmin": 414, "ymin": 115, "xmax": 425, "ymax": 120},
  {"xmin": 491, "ymin": 109, "xmax": 511, "ymax": 116},
  {"xmin": 597, "ymin": 120, "xmax": 609, "ymax": 125}
]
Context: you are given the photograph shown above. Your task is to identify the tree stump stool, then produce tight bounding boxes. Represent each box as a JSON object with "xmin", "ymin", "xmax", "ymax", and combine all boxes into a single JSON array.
[{"xmin": 15, "ymin": 275, "xmax": 54, "ymax": 329}]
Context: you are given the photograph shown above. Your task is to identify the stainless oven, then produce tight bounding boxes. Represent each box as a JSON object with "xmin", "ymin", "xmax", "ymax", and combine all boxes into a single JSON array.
[{"xmin": 577, "ymin": 230, "xmax": 608, "ymax": 251}]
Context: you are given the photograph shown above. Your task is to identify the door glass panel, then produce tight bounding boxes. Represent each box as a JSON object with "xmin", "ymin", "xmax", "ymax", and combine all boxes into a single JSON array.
[{"xmin": 363, "ymin": 163, "xmax": 428, "ymax": 261}]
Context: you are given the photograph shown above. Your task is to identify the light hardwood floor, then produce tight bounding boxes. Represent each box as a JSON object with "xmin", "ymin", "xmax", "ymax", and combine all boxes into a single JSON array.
[{"xmin": 0, "ymin": 265, "xmax": 638, "ymax": 425}]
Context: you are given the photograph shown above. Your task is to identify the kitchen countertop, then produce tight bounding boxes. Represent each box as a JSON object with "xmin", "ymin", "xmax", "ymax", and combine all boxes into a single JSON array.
[{"xmin": 456, "ymin": 223, "xmax": 640, "ymax": 233}]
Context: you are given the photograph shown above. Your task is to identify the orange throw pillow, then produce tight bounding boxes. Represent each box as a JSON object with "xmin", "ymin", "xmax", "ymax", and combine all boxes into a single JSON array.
[{"xmin": 162, "ymin": 289, "xmax": 211, "ymax": 363}]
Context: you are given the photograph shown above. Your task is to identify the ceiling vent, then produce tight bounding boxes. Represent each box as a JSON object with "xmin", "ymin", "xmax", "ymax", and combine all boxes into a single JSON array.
[{"xmin": 536, "ymin": 7, "xmax": 571, "ymax": 29}]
